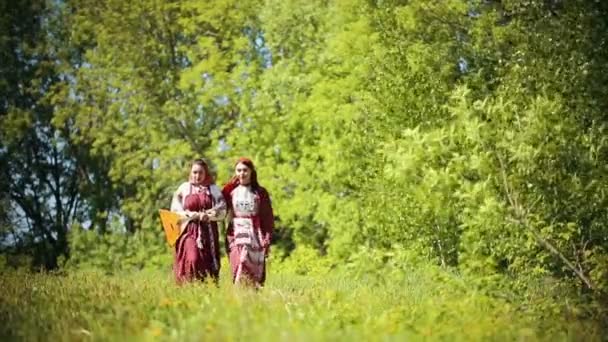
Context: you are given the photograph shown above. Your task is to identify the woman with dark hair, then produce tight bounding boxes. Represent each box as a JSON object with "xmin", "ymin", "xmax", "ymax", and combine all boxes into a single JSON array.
[
  {"xmin": 222, "ymin": 157, "xmax": 274, "ymax": 287},
  {"xmin": 170, "ymin": 158, "xmax": 226, "ymax": 283}
]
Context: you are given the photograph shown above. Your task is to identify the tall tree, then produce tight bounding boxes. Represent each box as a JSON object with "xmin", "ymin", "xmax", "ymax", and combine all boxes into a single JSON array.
[
  {"xmin": 213, "ymin": 0, "xmax": 383, "ymax": 258},
  {"xmin": 0, "ymin": 0, "xmax": 83, "ymax": 267}
]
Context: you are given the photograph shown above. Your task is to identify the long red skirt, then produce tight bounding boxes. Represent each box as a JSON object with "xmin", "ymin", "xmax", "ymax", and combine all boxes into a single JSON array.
[{"xmin": 174, "ymin": 222, "xmax": 219, "ymax": 284}]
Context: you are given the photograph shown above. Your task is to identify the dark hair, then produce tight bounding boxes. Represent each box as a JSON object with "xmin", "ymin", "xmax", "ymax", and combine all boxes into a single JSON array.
[
  {"xmin": 191, "ymin": 158, "xmax": 208, "ymax": 168},
  {"xmin": 235, "ymin": 158, "xmax": 259, "ymax": 189},
  {"xmin": 222, "ymin": 157, "xmax": 260, "ymax": 195},
  {"xmin": 190, "ymin": 158, "xmax": 213, "ymax": 185}
]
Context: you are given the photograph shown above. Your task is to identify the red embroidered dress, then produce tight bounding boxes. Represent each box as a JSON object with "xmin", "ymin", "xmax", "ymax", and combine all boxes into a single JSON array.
[
  {"xmin": 171, "ymin": 182, "xmax": 226, "ymax": 283},
  {"xmin": 224, "ymin": 184, "xmax": 274, "ymax": 286}
]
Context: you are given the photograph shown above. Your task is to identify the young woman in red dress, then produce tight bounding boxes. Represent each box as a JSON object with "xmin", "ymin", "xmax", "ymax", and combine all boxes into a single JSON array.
[
  {"xmin": 170, "ymin": 159, "xmax": 226, "ymax": 283},
  {"xmin": 222, "ymin": 158, "xmax": 274, "ymax": 287}
]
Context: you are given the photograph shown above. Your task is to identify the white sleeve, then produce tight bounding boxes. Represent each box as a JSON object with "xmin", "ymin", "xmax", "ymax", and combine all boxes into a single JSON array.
[
  {"xmin": 170, "ymin": 182, "xmax": 189, "ymax": 212},
  {"xmin": 207, "ymin": 184, "xmax": 227, "ymax": 221}
]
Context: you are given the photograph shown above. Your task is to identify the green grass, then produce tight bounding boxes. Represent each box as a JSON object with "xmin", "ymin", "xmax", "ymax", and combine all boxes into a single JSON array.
[{"xmin": 0, "ymin": 264, "xmax": 603, "ymax": 341}]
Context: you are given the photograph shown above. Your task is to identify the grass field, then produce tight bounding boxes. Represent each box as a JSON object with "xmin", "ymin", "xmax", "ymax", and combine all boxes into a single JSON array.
[{"xmin": 0, "ymin": 262, "xmax": 603, "ymax": 341}]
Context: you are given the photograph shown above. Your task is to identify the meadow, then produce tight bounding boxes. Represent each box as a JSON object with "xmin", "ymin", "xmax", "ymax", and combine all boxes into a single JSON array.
[
  {"xmin": 3, "ymin": 1, "xmax": 608, "ymax": 340},
  {"xmin": 1, "ymin": 260, "xmax": 603, "ymax": 341}
]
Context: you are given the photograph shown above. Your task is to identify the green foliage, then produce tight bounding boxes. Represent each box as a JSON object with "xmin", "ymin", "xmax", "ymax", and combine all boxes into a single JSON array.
[
  {"xmin": 62, "ymin": 223, "xmax": 172, "ymax": 273},
  {"xmin": 213, "ymin": 0, "xmax": 383, "ymax": 257},
  {"xmin": 2, "ymin": 0, "xmax": 608, "ymax": 316},
  {"xmin": 271, "ymin": 245, "xmax": 333, "ymax": 276},
  {"xmin": 347, "ymin": 0, "xmax": 608, "ymax": 298}
]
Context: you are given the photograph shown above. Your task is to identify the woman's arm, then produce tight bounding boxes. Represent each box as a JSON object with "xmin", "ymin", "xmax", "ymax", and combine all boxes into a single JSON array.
[
  {"xmin": 170, "ymin": 182, "xmax": 200, "ymax": 220},
  {"xmin": 170, "ymin": 189, "xmax": 184, "ymax": 212},
  {"xmin": 206, "ymin": 184, "xmax": 227, "ymax": 221},
  {"xmin": 222, "ymin": 187, "xmax": 235, "ymax": 253},
  {"xmin": 259, "ymin": 188, "xmax": 274, "ymax": 255}
]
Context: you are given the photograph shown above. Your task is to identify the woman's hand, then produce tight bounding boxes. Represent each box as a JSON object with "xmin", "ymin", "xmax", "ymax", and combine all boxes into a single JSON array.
[
  {"xmin": 206, "ymin": 209, "xmax": 217, "ymax": 218},
  {"xmin": 262, "ymin": 242, "xmax": 270, "ymax": 257},
  {"xmin": 197, "ymin": 211, "xmax": 209, "ymax": 222}
]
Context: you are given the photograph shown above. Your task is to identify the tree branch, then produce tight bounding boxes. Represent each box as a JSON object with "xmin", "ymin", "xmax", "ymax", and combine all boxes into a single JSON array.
[{"xmin": 497, "ymin": 154, "xmax": 594, "ymax": 290}]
